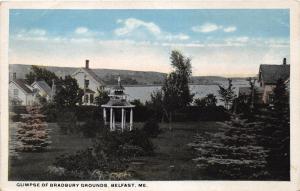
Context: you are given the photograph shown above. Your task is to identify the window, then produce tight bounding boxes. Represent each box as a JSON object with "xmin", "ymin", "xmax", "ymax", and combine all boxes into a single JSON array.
[
  {"xmin": 84, "ymin": 94, "xmax": 89, "ymax": 103},
  {"xmin": 268, "ymin": 93, "xmax": 274, "ymax": 104},
  {"xmin": 13, "ymin": 89, "xmax": 19, "ymax": 98},
  {"xmin": 90, "ymin": 94, "xmax": 94, "ymax": 104}
]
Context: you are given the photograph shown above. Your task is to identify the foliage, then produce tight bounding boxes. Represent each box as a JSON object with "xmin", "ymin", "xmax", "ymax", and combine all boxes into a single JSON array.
[
  {"xmin": 9, "ymin": 97, "xmax": 23, "ymax": 106},
  {"xmin": 56, "ymin": 110, "xmax": 78, "ymax": 134},
  {"xmin": 40, "ymin": 102, "xmax": 57, "ymax": 122},
  {"xmin": 258, "ymin": 78, "xmax": 290, "ymax": 179},
  {"xmin": 234, "ymin": 77, "xmax": 261, "ymax": 119},
  {"xmin": 142, "ymin": 119, "xmax": 161, "ymax": 138},
  {"xmin": 145, "ymin": 90, "xmax": 164, "ymax": 122},
  {"xmin": 162, "ymin": 50, "xmax": 194, "ymax": 124},
  {"xmin": 94, "ymin": 87, "xmax": 110, "ymax": 106},
  {"xmin": 53, "ymin": 75, "xmax": 84, "ymax": 108},
  {"xmin": 272, "ymin": 78, "xmax": 289, "ymax": 116},
  {"xmin": 194, "ymin": 94, "xmax": 217, "ymax": 108},
  {"xmin": 130, "ymin": 99, "xmax": 150, "ymax": 122},
  {"xmin": 79, "ymin": 119, "xmax": 103, "ymax": 138},
  {"xmin": 16, "ymin": 106, "xmax": 51, "ymax": 152},
  {"xmin": 188, "ymin": 117, "xmax": 270, "ymax": 179},
  {"xmin": 25, "ymin": 65, "xmax": 59, "ymax": 87},
  {"xmin": 53, "ymin": 129, "xmax": 154, "ymax": 180},
  {"xmin": 218, "ymin": 79, "xmax": 236, "ymax": 110}
]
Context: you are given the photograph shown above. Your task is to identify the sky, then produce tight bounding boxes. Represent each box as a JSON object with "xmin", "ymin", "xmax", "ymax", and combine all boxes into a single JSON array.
[{"xmin": 9, "ymin": 9, "xmax": 290, "ymax": 77}]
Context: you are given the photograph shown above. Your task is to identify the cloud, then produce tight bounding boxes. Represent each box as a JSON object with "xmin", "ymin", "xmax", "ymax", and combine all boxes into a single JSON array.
[
  {"xmin": 192, "ymin": 23, "xmax": 222, "ymax": 33},
  {"xmin": 223, "ymin": 26, "xmax": 237, "ymax": 33},
  {"xmin": 75, "ymin": 27, "xmax": 89, "ymax": 34},
  {"xmin": 15, "ymin": 28, "xmax": 47, "ymax": 38},
  {"xmin": 114, "ymin": 18, "xmax": 161, "ymax": 36},
  {"xmin": 165, "ymin": 33, "xmax": 190, "ymax": 41},
  {"xmin": 114, "ymin": 18, "xmax": 189, "ymax": 42},
  {"xmin": 192, "ymin": 23, "xmax": 237, "ymax": 33},
  {"xmin": 225, "ymin": 36, "xmax": 249, "ymax": 44}
]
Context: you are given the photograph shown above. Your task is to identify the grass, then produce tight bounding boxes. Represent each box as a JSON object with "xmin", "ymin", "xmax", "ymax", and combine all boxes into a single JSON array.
[
  {"xmin": 9, "ymin": 121, "xmax": 223, "ymax": 180},
  {"xmin": 128, "ymin": 122, "xmax": 222, "ymax": 180}
]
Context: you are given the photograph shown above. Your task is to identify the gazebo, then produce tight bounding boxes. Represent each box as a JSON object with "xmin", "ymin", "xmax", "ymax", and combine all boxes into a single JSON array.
[{"xmin": 101, "ymin": 77, "xmax": 135, "ymax": 131}]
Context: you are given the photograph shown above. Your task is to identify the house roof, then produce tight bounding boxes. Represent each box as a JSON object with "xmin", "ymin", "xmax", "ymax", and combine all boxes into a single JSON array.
[
  {"xmin": 81, "ymin": 68, "xmax": 105, "ymax": 85},
  {"xmin": 259, "ymin": 64, "xmax": 290, "ymax": 85},
  {"xmin": 238, "ymin": 87, "xmax": 252, "ymax": 96},
  {"xmin": 32, "ymin": 81, "xmax": 52, "ymax": 95},
  {"xmin": 238, "ymin": 86, "xmax": 264, "ymax": 96},
  {"xmin": 11, "ymin": 79, "xmax": 33, "ymax": 94},
  {"xmin": 85, "ymin": 88, "xmax": 95, "ymax": 94}
]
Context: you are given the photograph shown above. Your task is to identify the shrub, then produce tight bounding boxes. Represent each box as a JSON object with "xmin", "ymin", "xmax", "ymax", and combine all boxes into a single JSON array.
[
  {"xmin": 142, "ymin": 119, "xmax": 161, "ymax": 138},
  {"xmin": 52, "ymin": 129, "xmax": 154, "ymax": 180},
  {"xmin": 78, "ymin": 119, "xmax": 103, "ymax": 138},
  {"xmin": 57, "ymin": 110, "xmax": 77, "ymax": 134}
]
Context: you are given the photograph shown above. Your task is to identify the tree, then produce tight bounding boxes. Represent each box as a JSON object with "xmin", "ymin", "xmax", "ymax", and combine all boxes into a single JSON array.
[
  {"xmin": 94, "ymin": 87, "xmax": 110, "ymax": 106},
  {"xmin": 194, "ymin": 94, "xmax": 217, "ymax": 108},
  {"xmin": 218, "ymin": 79, "xmax": 236, "ymax": 110},
  {"xmin": 188, "ymin": 116, "xmax": 269, "ymax": 179},
  {"xmin": 162, "ymin": 50, "xmax": 194, "ymax": 125},
  {"xmin": 25, "ymin": 65, "xmax": 59, "ymax": 86},
  {"xmin": 145, "ymin": 90, "xmax": 164, "ymax": 122},
  {"xmin": 263, "ymin": 78, "xmax": 290, "ymax": 179},
  {"xmin": 54, "ymin": 75, "xmax": 83, "ymax": 108},
  {"xmin": 16, "ymin": 105, "xmax": 51, "ymax": 152},
  {"xmin": 272, "ymin": 78, "xmax": 289, "ymax": 117}
]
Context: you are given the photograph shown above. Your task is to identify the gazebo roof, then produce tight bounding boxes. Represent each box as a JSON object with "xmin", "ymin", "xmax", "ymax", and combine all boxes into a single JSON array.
[{"xmin": 101, "ymin": 99, "xmax": 135, "ymax": 108}]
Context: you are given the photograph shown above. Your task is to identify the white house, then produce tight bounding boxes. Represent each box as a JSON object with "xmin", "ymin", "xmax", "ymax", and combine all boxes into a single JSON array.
[
  {"xmin": 31, "ymin": 80, "xmax": 52, "ymax": 101},
  {"xmin": 72, "ymin": 60, "xmax": 106, "ymax": 105},
  {"xmin": 9, "ymin": 73, "xmax": 35, "ymax": 106}
]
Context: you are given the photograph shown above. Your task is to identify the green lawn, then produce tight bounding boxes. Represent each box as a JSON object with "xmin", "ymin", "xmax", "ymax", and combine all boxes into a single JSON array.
[
  {"xmin": 129, "ymin": 122, "xmax": 222, "ymax": 180},
  {"xmin": 9, "ymin": 121, "xmax": 222, "ymax": 180}
]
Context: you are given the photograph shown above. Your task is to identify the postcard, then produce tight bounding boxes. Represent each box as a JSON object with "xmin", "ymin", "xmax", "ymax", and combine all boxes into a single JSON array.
[{"xmin": 0, "ymin": 1, "xmax": 300, "ymax": 191}]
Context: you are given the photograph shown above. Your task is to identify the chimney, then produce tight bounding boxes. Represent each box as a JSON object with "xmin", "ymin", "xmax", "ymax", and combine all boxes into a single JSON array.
[
  {"xmin": 283, "ymin": 58, "xmax": 287, "ymax": 65},
  {"xmin": 85, "ymin": 59, "xmax": 89, "ymax": 69},
  {"xmin": 13, "ymin": 72, "xmax": 16, "ymax": 80}
]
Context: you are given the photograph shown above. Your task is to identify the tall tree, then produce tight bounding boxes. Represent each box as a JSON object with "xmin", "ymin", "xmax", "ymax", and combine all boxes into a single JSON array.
[
  {"xmin": 54, "ymin": 76, "xmax": 83, "ymax": 108},
  {"xmin": 266, "ymin": 78, "xmax": 290, "ymax": 178},
  {"xmin": 162, "ymin": 50, "xmax": 194, "ymax": 125},
  {"xmin": 25, "ymin": 65, "xmax": 59, "ymax": 86},
  {"xmin": 218, "ymin": 79, "xmax": 236, "ymax": 110}
]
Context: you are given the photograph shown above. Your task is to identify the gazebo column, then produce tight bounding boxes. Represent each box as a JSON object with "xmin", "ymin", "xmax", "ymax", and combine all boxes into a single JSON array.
[
  {"xmin": 110, "ymin": 108, "xmax": 113, "ymax": 131},
  {"xmin": 130, "ymin": 108, "xmax": 133, "ymax": 131},
  {"xmin": 103, "ymin": 108, "xmax": 107, "ymax": 125},
  {"xmin": 121, "ymin": 108, "xmax": 124, "ymax": 131},
  {"xmin": 124, "ymin": 110, "xmax": 126, "ymax": 130},
  {"xmin": 112, "ymin": 110, "xmax": 115, "ymax": 131}
]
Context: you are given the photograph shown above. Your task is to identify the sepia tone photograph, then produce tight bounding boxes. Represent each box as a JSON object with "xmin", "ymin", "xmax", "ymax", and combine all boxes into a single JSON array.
[{"xmin": 7, "ymin": 8, "xmax": 291, "ymax": 182}]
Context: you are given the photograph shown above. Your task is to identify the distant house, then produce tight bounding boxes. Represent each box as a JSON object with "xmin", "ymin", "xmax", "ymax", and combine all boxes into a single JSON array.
[
  {"xmin": 31, "ymin": 80, "xmax": 53, "ymax": 101},
  {"xmin": 238, "ymin": 86, "xmax": 264, "ymax": 104},
  {"xmin": 9, "ymin": 73, "xmax": 34, "ymax": 106},
  {"xmin": 72, "ymin": 60, "xmax": 106, "ymax": 105},
  {"xmin": 258, "ymin": 58, "xmax": 290, "ymax": 104}
]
